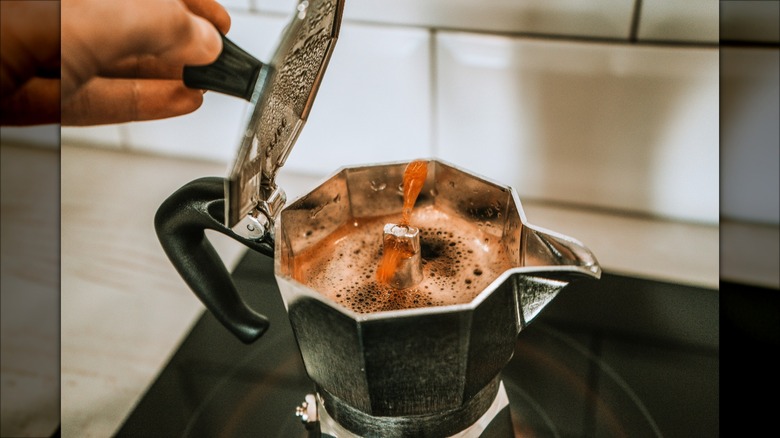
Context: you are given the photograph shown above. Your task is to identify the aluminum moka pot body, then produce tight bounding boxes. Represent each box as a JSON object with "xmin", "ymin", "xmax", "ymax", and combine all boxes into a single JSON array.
[
  {"xmin": 155, "ymin": 159, "xmax": 600, "ymax": 436},
  {"xmin": 272, "ymin": 160, "xmax": 601, "ymax": 434}
]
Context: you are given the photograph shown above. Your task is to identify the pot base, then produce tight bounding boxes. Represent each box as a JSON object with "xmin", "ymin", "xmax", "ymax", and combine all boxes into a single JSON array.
[{"xmin": 314, "ymin": 380, "xmax": 513, "ymax": 438}]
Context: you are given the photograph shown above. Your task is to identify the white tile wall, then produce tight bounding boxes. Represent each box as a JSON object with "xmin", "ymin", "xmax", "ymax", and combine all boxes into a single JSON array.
[
  {"xmin": 436, "ymin": 33, "xmax": 719, "ymax": 224},
  {"xmin": 252, "ymin": 0, "xmax": 294, "ymax": 15},
  {"xmin": 219, "ymin": 0, "xmax": 251, "ymax": 12},
  {"xmin": 283, "ymin": 23, "xmax": 432, "ymax": 174},
  {"xmin": 638, "ymin": 0, "xmax": 719, "ymax": 43},
  {"xmin": 720, "ymin": 47, "xmax": 780, "ymax": 225},
  {"xmin": 256, "ymin": 0, "xmax": 635, "ymax": 39},
  {"xmin": 60, "ymin": 2, "xmax": 730, "ymax": 224}
]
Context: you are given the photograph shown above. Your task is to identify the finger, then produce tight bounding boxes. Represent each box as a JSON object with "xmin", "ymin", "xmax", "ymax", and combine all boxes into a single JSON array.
[
  {"xmin": 0, "ymin": 77, "xmax": 60, "ymax": 125},
  {"xmin": 61, "ymin": 77, "xmax": 204, "ymax": 126},
  {"xmin": 182, "ymin": 0, "xmax": 231, "ymax": 34},
  {"xmin": 61, "ymin": 0, "xmax": 222, "ymax": 99},
  {"xmin": 0, "ymin": 1, "xmax": 60, "ymax": 97},
  {"xmin": 94, "ymin": 0, "xmax": 233, "ymax": 81}
]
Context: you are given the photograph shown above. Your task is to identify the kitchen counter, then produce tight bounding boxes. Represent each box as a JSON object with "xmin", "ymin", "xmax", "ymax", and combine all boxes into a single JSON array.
[{"xmin": 5, "ymin": 142, "xmax": 721, "ymax": 437}]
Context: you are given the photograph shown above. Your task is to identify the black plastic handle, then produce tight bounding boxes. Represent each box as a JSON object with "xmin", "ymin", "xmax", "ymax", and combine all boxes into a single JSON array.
[
  {"xmin": 183, "ymin": 34, "xmax": 264, "ymax": 101},
  {"xmin": 154, "ymin": 177, "xmax": 274, "ymax": 343}
]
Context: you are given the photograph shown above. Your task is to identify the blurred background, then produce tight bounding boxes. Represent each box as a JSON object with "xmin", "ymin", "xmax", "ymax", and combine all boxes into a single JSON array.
[{"xmin": 1, "ymin": 1, "xmax": 778, "ymax": 437}]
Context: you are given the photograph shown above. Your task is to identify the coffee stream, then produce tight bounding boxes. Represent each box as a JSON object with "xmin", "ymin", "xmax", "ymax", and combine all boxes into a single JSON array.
[
  {"xmin": 400, "ymin": 160, "xmax": 428, "ymax": 227},
  {"xmin": 294, "ymin": 161, "xmax": 515, "ymax": 314},
  {"xmin": 376, "ymin": 160, "xmax": 428, "ymax": 285}
]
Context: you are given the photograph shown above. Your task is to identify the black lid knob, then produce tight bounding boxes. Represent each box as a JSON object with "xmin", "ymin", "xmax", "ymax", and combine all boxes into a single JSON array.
[{"xmin": 183, "ymin": 34, "xmax": 264, "ymax": 101}]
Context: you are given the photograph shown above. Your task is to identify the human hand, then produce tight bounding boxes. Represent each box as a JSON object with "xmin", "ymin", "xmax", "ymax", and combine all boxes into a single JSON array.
[{"xmin": 0, "ymin": 0, "xmax": 231, "ymax": 126}]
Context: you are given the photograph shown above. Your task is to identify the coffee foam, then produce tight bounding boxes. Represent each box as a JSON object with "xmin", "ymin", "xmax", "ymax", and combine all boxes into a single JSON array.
[{"xmin": 293, "ymin": 206, "xmax": 515, "ymax": 313}]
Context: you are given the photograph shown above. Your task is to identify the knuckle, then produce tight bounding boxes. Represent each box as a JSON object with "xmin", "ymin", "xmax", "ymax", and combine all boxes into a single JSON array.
[{"xmin": 158, "ymin": 0, "xmax": 196, "ymax": 46}]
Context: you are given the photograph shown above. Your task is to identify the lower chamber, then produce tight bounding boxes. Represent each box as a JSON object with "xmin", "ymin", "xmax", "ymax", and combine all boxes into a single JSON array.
[{"xmin": 316, "ymin": 378, "xmax": 512, "ymax": 437}]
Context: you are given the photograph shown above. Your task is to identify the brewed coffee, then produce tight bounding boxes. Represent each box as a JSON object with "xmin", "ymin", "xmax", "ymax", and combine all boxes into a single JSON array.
[{"xmin": 293, "ymin": 205, "xmax": 514, "ymax": 313}]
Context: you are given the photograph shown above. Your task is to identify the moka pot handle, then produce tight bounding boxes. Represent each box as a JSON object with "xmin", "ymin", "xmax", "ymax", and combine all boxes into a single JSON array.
[{"xmin": 154, "ymin": 177, "xmax": 274, "ymax": 343}]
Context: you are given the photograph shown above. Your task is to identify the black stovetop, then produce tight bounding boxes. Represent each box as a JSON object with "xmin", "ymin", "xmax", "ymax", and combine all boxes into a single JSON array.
[{"xmin": 115, "ymin": 250, "xmax": 720, "ymax": 437}]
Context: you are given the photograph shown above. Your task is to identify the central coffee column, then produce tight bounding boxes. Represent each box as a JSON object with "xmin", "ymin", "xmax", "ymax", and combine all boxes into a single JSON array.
[{"xmin": 380, "ymin": 223, "xmax": 423, "ymax": 290}]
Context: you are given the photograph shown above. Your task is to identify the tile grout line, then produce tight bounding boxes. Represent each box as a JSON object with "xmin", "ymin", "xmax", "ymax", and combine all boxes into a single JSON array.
[
  {"xmin": 429, "ymin": 28, "xmax": 439, "ymax": 158},
  {"xmin": 629, "ymin": 0, "xmax": 644, "ymax": 42}
]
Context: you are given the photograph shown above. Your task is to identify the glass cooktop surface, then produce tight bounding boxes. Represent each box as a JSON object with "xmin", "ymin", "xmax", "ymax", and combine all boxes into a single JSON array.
[{"xmin": 116, "ymin": 250, "xmax": 719, "ymax": 437}]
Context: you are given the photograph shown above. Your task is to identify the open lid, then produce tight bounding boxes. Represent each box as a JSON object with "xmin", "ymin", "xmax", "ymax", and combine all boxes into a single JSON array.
[{"xmin": 187, "ymin": 0, "xmax": 345, "ymax": 229}]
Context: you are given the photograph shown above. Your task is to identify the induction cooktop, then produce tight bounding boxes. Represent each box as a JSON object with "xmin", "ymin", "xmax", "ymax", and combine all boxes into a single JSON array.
[{"xmin": 115, "ymin": 250, "xmax": 721, "ymax": 437}]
